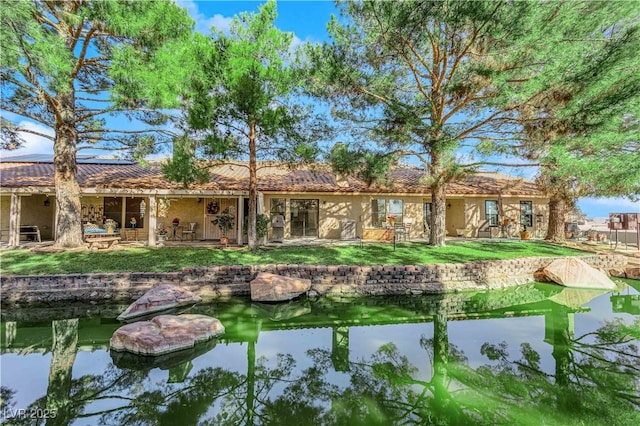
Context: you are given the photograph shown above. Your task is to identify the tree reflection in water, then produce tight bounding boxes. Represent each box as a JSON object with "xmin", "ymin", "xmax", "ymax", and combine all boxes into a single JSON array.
[{"xmin": 1, "ymin": 293, "xmax": 639, "ymax": 425}]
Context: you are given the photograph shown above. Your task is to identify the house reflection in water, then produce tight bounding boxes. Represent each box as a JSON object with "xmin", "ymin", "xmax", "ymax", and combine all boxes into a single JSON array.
[{"xmin": 1, "ymin": 283, "xmax": 638, "ymax": 425}]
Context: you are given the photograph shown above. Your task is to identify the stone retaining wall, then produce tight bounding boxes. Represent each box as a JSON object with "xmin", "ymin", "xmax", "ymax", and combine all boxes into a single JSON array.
[{"xmin": 0, "ymin": 255, "xmax": 627, "ymax": 304}]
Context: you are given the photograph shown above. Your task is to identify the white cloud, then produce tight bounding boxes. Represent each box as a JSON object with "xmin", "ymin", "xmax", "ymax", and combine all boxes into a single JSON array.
[
  {"xmin": 0, "ymin": 120, "xmax": 54, "ymax": 157},
  {"xmin": 176, "ymin": 0, "xmax": 233, "ymax": 35}
]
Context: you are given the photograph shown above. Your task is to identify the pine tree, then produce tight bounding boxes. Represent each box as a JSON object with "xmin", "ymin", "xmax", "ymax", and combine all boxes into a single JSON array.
[{"xmin": 1, "ymin": 0, "xmax": 194, "ymax": 247}]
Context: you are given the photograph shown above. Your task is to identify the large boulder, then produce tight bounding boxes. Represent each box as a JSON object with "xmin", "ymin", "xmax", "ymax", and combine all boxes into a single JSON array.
[
  {"xmin": 250, "ymin": 272, "xmax": 311, "ymax": 302},
  {"xmin": 110, "ymin": 314, "xmax": 224, "ymax": 356},
  {"xmin": 624, "ymin": 267, "xmax": 640, "ymax": 280},
  {"xmin": 117, "ymin": 284, "xmax": 201, "ymax": 321},
  {"xmin": 543, "ymin": 258, "xmax": 617, "ymax": 290}
]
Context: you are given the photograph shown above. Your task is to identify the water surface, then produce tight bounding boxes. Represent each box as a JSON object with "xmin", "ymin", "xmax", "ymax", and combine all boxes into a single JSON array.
[{"xmin": 1, "ymin": 281, "xmax": 639, "ymax": 425}]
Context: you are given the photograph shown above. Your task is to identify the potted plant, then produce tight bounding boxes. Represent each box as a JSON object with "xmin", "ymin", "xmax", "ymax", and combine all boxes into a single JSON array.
[
  {"xmin": 212, "ymin": 212, "xmax": 234, "ymax": 246},
  {"xmin": 387, "ymin": 215, "xmax": 396, "ymax": 227},
  {"xmin": 155, "ymin": 226, "xmax": 168, "ymax": 246},
  {"xmin": 520, "ymin": 225, "xmax": 531, "ymax": 240},
  {"xmin": 104, "ymin": 218, "xmax": 118, "ymax": 234}
]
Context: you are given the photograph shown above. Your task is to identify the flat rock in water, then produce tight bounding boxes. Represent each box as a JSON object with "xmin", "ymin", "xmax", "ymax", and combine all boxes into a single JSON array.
[
  {"xmin": 543, "ymin": 258, "xmax": 617, "ymax": 290},
  {"xmin": 110, "ymin": 314, "xmax": 224, "ymax": 356},
  {"xmin": 250, "ymin": 272, "xmax": 311, "ymax": 302},
  {"xmin": 117, "ymin": 284, "xmax": 201, "ymax": 321}
]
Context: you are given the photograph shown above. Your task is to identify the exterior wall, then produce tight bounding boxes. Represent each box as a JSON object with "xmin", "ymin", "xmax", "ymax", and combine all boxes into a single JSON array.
[
  {"xmin": 0, "ymin": 195, "xmax": 55, "ymax": 241},
  {"xmin": 160, "ymin": 197, "xmax": 208, "ymax": 240},
  {"xmin": 0, "ymin": 196, "xmax": 10, "ymax": 242},
  {"xmin": 445, "ymin": 198, "xmax": 466, "ymax": 236},
  {"xmin": 464, "ymin": 197, "xmax": 549, "ymax": 238},
  {"xmin": 265, "ymin": 193, "xmax": 549, "ymax": 241},
  {"xmin": 21, "ymin": 195, "xmax": 55, "ymax": 240},
  {"xmin": 0, "ymin": 255, "xmax": 627, "ymax": 303},
  {"xmin": 264, "ymin": 194, "xmax": 427, "ymax": 240}
]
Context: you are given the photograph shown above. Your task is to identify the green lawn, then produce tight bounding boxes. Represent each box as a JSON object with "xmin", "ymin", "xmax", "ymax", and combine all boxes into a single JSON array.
[{"xmin": 0, "ymin": 241, "xmax": 586, "ymax": 275}]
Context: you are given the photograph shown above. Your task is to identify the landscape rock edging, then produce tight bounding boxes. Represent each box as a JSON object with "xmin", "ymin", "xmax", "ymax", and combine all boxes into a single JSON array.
[{"xmin": 0, "ymin": 255, "xmax": 628, "ymax": 304}]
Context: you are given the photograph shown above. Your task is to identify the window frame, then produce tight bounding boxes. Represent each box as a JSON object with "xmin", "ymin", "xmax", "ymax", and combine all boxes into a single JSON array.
[
  {"xmin": 485, "ymin": 200, "xmax": 499, "ymax": 226},
  {"xmin": 371, "ymin": 199, "xmax": 404, "ymax": 227},
  {"xmin": 520, "ymin": 201, "xmax": 533, "ymax": 228}
]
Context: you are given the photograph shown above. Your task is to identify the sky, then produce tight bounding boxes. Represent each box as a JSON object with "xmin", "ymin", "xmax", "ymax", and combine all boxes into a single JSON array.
[{"xmin": 2, "ymin": 0, "xmax": 638, "ymax": 220}]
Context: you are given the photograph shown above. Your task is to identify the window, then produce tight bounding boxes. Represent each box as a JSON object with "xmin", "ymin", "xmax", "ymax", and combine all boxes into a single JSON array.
[
  {"xmin": 125, "ymin": 197, "xmax": 145, "ymax": 228},
  {"xmin": 485, "ymin": 200, "xmax": 499, "ymax": 226},
  {"xmin": 371, "ymin": 199, "xmax": 386, "ymax": 227},
  {"xmin": 423, "ymin": 202, "xmax": 432, "ymax": 231},
  {"xmin": 103, "ymin": 197, "xmax": 145, "ymax": 228},
  {"xmin": 520, "ymin": 201, "xmax": 533, "ymax": 228},
  {"xmin": 103, "ymin": 198, "xmax": 122, "ymax": 227},
  {"xmin": 371, "ymin": 199, "xmax": 404, "ymax": 227},
  {"xmin": 270, "ymin": 198, "xmax": 286, "ymax": 218}
]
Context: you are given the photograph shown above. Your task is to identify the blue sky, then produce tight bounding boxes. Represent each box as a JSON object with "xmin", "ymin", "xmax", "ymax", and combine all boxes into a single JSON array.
[{"xmin": 3, "ymin": 0, "xmax": 638, "ymax": 219}]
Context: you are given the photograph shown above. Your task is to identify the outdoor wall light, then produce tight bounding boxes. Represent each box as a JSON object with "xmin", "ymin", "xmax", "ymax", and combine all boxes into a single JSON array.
[
  {"xmin": 447, "ymin": 203, "xmax": 451, "ymax": 209},
  {"xmin": 44, "ymin": 198, "xmax": 50, "ymax": 207}
]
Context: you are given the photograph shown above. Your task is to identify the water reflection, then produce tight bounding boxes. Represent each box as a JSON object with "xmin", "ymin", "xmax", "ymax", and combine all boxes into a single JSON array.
[{"xmin": 1, "ymin": 282, "xmax": 638, "ymax": 425}]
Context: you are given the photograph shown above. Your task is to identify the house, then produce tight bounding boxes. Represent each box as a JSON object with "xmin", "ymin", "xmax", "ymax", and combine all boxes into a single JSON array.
[{"xmin": 0, "ymin": 155, "xmax": 549, "ymax": 245}]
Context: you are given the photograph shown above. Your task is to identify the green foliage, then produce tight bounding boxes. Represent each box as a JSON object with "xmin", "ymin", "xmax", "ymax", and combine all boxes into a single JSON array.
[
  {"xmin": 514, "ymin": 2, "xmax": 640, "ymax": 203},
  {"xmin": 0, "ymin": 0, "xmax": 195, "ymax": 246},
  {"xmin": 211, "ymin": 213, "xmax": 234, "ymax": 237},
  {"xmin": 162, "ymin": 136, "xmax": 209, "ymax": 188},
  {"xmin": 330, "ymin": 143, "xmax": 396, "ymax": 186},
  {"xmin": 164, "ymin": 0, "xmax": 326, "ymax": 250},
  {"xmin": 0, "ymin": 241, "xmax": 584, "ymax": 275},
  {"xmin": 309, "ymin": 0, "xmax": 640, "ymax": 245},
  {"xmin": 256, "ymin": 214, "xmax": 270, "ymax": 239},
  {"xmin": 0, "ymin": 0, "xmax": 195, "ymax": 150},
  {"xmin": 180, "ymin": 0, "xmax": 324, "ymax": 166}
]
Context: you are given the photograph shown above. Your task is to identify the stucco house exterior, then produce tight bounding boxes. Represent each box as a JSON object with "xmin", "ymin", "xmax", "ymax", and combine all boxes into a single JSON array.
[{"xmin": 0, "ymin": 155, "xmax": 549, "ymax": 246}]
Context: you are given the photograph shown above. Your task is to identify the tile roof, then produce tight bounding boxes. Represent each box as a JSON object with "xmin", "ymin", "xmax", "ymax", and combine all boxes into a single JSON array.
[{"xmin": 0, "ymin": 160, "xmax": 543, "ymax": 197}]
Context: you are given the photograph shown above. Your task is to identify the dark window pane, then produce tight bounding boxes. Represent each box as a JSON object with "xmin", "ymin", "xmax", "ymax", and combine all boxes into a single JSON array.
[
  {"xmin": 125, "ymin": 198, "xmax": 145, "ymax": 228},
  {"xmin": 103, "ymin": 197, "xmax": 123, "ymax": 227}
]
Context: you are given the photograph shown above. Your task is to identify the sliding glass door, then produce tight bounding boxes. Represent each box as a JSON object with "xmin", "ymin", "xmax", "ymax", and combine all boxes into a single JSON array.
[{"xmin": 290, "ymin": 199, "xmax": 319, "ymax": 238}]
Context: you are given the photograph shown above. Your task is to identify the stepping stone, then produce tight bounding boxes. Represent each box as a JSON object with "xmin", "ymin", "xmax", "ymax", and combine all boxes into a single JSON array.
[
  {"xmin": 117, "ymin": 284, "xmax": 201, "ymax": 321},
  {"xmin": 110, "ymin": 314, "xmax": 224, "ymax": 356}
]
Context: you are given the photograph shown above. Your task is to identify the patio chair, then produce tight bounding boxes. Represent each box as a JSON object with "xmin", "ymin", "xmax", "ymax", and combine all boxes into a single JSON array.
[
  {"xmin": 182, "ymin": 222, "xmax": 197, "ymax": 241},
  {"xmin": 394, "ymin": 223, "xmax": 408, "ymax": 241}
]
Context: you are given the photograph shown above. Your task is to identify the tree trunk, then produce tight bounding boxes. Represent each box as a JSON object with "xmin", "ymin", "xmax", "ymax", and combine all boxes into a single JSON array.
[
  {"xmin": 545, "ymin": 196, "xmax": 566, "ymax": 242},
  {"xmin": 46, "ymin": 319, "xmax": 78, "ymax": 426},
  {"xmin": 432, "ymin": 300, "xmax": 451, "ymax": 420},
  {"xmin": 430, "ymin": 183, "xmax": 447, "ymax": 247},
  {"xmin": 248, "ymin": 123, "xmax": 258, "ymax": 251},
  {"xmin": 53, "ymin": 91, "xmax": 83, "ymax": 248}
]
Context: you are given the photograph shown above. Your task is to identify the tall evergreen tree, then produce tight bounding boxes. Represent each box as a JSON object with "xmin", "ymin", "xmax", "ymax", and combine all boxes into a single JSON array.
[
  {"xmin": 0, "ymin": 0, "xmax": 193, "ymax": 247},
  {"xmin": 170, "ymin": 0, "xmax": 323, "ymax": 251},
  {"xmin": 499, "ymin": 0, "xmax": 640, "ymax": 240},
  {"xmin": 308, "ymin": 0, "xmax": 637, "ymax": 246}
]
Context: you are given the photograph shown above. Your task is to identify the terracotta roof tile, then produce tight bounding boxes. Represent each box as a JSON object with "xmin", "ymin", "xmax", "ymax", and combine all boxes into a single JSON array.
[{"xmin": 0, "ymin": 161, "xmax": 543, "ymax": 197}]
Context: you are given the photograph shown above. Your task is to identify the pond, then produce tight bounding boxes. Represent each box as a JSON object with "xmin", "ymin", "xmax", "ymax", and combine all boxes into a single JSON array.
[{"xmin": 1, "ymin": 281, "xmax": 639, "ymax": 425}]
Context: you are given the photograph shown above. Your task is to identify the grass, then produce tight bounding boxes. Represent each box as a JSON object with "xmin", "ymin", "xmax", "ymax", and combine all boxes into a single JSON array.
[{"xmin": 0, "ymin": 241, "xmax": 587, "ymax": 276}]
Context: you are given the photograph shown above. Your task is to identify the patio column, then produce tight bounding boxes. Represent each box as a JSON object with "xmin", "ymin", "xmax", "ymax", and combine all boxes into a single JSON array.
[
  {"xmin": 148, "ymin": 195, "xmax": 157, "ymax": 247},
  {"xmin": 237, "ymin": 197, "xmax": 244, "ymax": 245},
  {"xmin": 257, "ymin": 192, "xmax": 264, "ymax": 214},
  {"xmin": 8, "ymin": 193, "xmax": 21, "ymax": 247}
]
